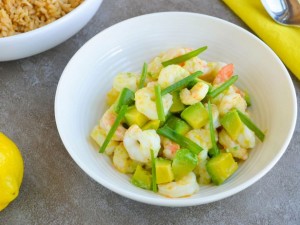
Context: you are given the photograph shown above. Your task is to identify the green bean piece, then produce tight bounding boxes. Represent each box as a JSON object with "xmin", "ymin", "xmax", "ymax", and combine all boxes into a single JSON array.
[
  {"xmin": 115, "ymin": 88, "xmax": 134, "ymax": 113},
  {"xmin": 208, "ymin": 100, "xmax": 220, "ymax": 157},
  {"xmin": 138, "ymin": 63, "xmax": 148, "ymax": 89},
  {"xmin": 237, "ymin": 110, "xmax": 265, "ymax": 142},
  {"xmin": 209, "ymin": 75, "xmax": 238, "ymax": 98},
  {"xmin": 150, "ymin": 149, "xmax": 157, "ymax": 192},
  {"xmin": 157, "ymin": 125, "xmax": 203, "ymax": 155},
  {"xmin": 161, "ymin": 71, "xmax": 203, "ymax": 96},
  {"xmin": 161, "ymin": 46, "xmax": 208, "ymax": 67},
  {"xmin": 99, "ymin": 105, "xmax": 128, "ymax": 153},
  {"xmin": 154, "ymin": 84, "xmax": 166, "ymax": 122}
]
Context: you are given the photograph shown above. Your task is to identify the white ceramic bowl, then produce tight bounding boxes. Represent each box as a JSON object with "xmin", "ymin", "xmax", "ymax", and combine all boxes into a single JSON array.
[
  {"xmin": 0, "ymin": 0, "xmax": 103, "ymax": 61},
  {"xmin": 55, "ymin": 12, "xmax": 297, "ymax": 207}
]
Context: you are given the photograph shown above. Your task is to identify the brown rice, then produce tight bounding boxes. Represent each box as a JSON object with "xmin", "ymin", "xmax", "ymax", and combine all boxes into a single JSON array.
[{"xmin": 0, "ymin": 0, "xmax": 83, "ymax": 38}]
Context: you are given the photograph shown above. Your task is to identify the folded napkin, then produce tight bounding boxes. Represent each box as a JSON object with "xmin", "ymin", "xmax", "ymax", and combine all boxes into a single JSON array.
[{"xmin": 223, "ymin": 0, "xmax": 300, "ymax": 80}]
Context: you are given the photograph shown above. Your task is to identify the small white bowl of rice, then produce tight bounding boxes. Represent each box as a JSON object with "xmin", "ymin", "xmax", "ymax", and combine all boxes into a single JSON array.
[{"xmin": 0, "ymin": 0, "xmax": 103, "ymax": 61}]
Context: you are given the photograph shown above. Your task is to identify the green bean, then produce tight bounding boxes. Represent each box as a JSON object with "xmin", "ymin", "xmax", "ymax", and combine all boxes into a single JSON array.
[
  {"xmin": 161, "ymin": 46, "xmax": 208, "ymax": 67},
  {"xmin": 99, "ymin": 105, "xmax": 128, "ymax": 153}
]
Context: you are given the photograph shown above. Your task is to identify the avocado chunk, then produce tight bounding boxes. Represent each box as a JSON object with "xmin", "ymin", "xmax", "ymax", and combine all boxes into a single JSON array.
[
  {"xmin": 142, "ymin": 120, "xmax": 160, "ymax": 130},
  {"xmin": 124, "ymin": 106, "xmax": 149, "ymax": 127},
  {"xmin": 181, "ymin": 102, "xmax": 209, "ymax": 129},
  {"xmin": 166, "ymin": 116, "xmax": 191, "ymax": 135},
  {"xmin": 170, "ymin": 91, "xmax": 185, "ymax": 113},
  {"xmin": 172, "ymin": 149, "xmax": 198, "ymax": 180},
  {"xmin": 206, "ymin": 152, "xmax": 238, "ymax": 185},
  {"xmin": 220, "ymin": 110, "xmax": 244, "ymax": 141},
  {"xmin": 155, "ymin": 158, "xmax": 174, "ymax": 184},
  {"xmin": 131, "ymin": 165, "xmax": 152, "ymax": 190}
]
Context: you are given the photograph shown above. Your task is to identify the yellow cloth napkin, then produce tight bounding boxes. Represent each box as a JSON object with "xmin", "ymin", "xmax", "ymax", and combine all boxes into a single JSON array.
[{"xmin": 223, "ymin": 0, "xmax": 300, "ymax": 80}]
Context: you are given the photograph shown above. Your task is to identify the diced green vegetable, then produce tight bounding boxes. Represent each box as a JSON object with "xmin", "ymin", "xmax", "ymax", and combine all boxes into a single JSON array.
[
  {"xmin": 220, "ymin": 110, "xmax": 244, "ymax": 141},
  {"xmin": 157, "ymin": 125, "xmax": 203, "ymax": 155},
  {"xmin": 208, "ymin": 100, "xmax": 220, "ymax": 157},
  {"xmin": 206, "ymin": 152, "xmax": 238, "ymax": 185},
  {"xmin": 172, "ymin": 149, "xmax": 198, "ymax": 180},
  {"xmin": 142, "ymin": 120, "xmax": 161, "ymax": 130},
  {"xmin": 154, "ymin": 84, "xmax": 166, "ymax": 122},
  {"xmin": 161, "ymin": 71, "xmax": 203, "ymax": 96},
  {"xmin": 155, "ymin": 158, "xmax": 174, "ymax": 184},
  {"xmin": 166, "ymin": 116, "xmax": 191, "ymax": 135},
  {"xmin": 150, "ymin": 149, "xmax": 157, "ymax": 192},
  {"xmin": 209, "ymin": 75, "xmax": 238, "ymax": 98},
  {"xmin": 138, "ymin": 63, "xmax": 148, "ymax": 89},
  {"xmin": 161, "ymin": 46, "xmax": 208, "ymax": 67},
  {"xmin": 99, "ymin": 105, "xmax": 128, "ymax": 153},
  {"xmin": 237, "ymin": 110, "xmax": 265, "ymax": 142},
  {"xmin": 124, "ymin": 105, "xmax": 149, "ymax": 127},
  {"xmin": 181, "ymin": 102, "xmax": 208, "ymax": 129},
  {"xmin": 115, "ymin": 88, "xmax": 134, "ymax": 113},
  {"xmin": 131, "ymin": 164, "xmax": 152, "ymax": 190},
  {"xmin": 170, "ymin": 91, "xmax": 185, "ymax": 113}
]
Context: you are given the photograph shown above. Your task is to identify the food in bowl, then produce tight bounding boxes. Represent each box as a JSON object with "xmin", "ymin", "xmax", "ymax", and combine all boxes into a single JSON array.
[
  {"xmin": 0, "ymin": 0, "xmax": 83, "ymax": 37},
  {"xmin": 90, "ymin": 46, "xmax": 265, "ymax": 198}
]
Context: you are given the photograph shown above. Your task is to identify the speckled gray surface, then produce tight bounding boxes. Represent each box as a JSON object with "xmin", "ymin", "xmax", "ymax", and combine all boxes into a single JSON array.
[{"xmin": 0, "ymin": 0, "xmax": 299, "ymax": 224}]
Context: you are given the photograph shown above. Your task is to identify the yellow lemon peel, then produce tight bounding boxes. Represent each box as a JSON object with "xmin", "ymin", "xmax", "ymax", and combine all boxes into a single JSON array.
[{"xmin": 0, "ymin": 132, "xmax": 24, "ymax": 211}]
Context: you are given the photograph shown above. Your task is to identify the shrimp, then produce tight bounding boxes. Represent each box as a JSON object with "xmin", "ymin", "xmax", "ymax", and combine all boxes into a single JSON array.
[
  {"xmin": 135, "ymin": 82, "xmax": 173, "ymax": 120},
  {"xmin": 185, "ymin": 129, "xmax": 212, "ymax": 150},
  {"xmin": 204, "ymin": 103, "xmax": 221, "ymax": 129},
  {"xmin": 218, "ymin": 129, "xmax": 248, "ymax": 160},
  {"xmin": 160, "ymin": 48, "xmax": 192, "ymax": 62},
  {"xmin": 113, "ymin": 72, "xmax": 138, "ymax": 92},
  {"xmin": 213, "ymin": 63, "xmax": 234, "ymax": 85},
  {"xmin": 123, "ymin": 125, "xmax": 161, "ymax": 163},
  {"xmin": 193, "ymin": 149, "xmax": 211, "ymax": 185},
  {"xmin": 113, "ymin": 143, "xmax": 138, "ymax": 173},
  {"xmin": 183, "ymin": 57, "xmax": 211, "ymax": 75},
  {"xmin": 99, "ymin": 106, "xmax": 127, "ymax": 141},
  {"xmin": 237, "ymin": 125, "xmax": 255, "ymax": 149},
  {"xmin": 148, "ymin": 57, "xmax": 163, "ymax": 79},
  {"xmin": 148, "ymin": 48, "xmax": 192, "ymax": 79},
  {"xmin": 158, "ymin": 65, "xmax": 189, "ymax": 89},
  {"xmin": 161, "ymin": 137, "xmax": 180, "ymax": 160},
  {"xmin": 210, "ymin": 85, "xmax": 238, "ymax": 107},
  {"xmin": 180, "ymin": 81, "xmax": 209, "ymax": 105},
  {"xmin": 218, "ymin": 92, "xmax": 247, "ymax": 116},
  {"xmin": 90, "ymin": 125, "xmax": 118, "ymax": 156},
  {"xmin": 158, "ymin": 172, "xmax": 199, "ymax": 198},
  {"xmin": 200, "ymin": 61, "xmax": 227, "ymax": 82}
]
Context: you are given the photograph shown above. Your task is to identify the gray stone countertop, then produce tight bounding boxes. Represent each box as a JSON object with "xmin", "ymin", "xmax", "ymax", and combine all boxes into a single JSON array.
[{"xmin": 1, "ymin": 0, "xmax": 299, "ymax": 224}]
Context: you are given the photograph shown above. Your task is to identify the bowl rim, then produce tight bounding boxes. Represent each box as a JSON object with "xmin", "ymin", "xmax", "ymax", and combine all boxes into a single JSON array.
[
  {"xmin": 0, "ymin": 0, "xmax": 99, "ymax": 42},
  {"xmin": 55, "ymin": 12, "xmax": 298, "ymax": 207}
]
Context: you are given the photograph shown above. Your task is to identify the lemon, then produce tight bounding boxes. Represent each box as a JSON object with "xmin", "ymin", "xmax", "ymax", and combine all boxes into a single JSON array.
[{"xmin": 0, "ymin": 132, "xmax": 24, "ymax": 211}]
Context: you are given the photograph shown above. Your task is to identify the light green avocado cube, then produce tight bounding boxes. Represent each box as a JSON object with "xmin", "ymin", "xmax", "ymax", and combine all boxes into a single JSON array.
[
  {"xmin": 172, "ymin": 149, "xmax": 198, "ymax": 180},
  {"xmin": 131, "ymin": 165, "xmax": 152, "ymax": 190},
  {"xmin": 170, "ymin": 91, "xmax": 185, "ymax": 113},
  {"xmin": 166, "ymin": 116, "xmax": 191, "ymax": 135},
  {"xmin": 180, "ymin": 102, "xmax": 209, "ymax": 129},
  {"xmin": 206, "ymin": 152, "xmax": 238, "ymax": 185},
  {"xmin": 142, "ymin": 120, "xmax": 161, "ymax": 130},
  {"xmin": 124, "ymin": 106, "xmax": 149, "ymax": 127},
  {"xmin": 155, "ymin": 158, "xmax": 174, "ymax": 184},
  {"xmin": 220, "ymin": 110, "xmax": 244, "ymax": 141}
]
